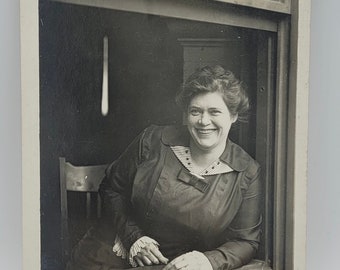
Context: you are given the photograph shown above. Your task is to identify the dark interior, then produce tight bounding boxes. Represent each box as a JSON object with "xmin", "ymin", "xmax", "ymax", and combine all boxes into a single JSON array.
[{"xmin": 39, "ymin": 2, "xmax": 271, "ymax": 269}]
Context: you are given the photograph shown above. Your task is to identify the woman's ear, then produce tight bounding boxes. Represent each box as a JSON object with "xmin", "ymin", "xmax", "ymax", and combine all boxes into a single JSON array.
[{"xmin": 231, "ymin": 113, "xmax": 238, "ymax": 124}]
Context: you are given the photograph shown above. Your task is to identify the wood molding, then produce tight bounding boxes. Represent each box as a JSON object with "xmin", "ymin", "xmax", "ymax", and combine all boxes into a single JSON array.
[
  {"xmin": 51, "ymin": 0, "xmax": 278, "ymax": 32},
  {"xmin": 214, "ymin": 0, "xmax": 291, "ymax": 14}
]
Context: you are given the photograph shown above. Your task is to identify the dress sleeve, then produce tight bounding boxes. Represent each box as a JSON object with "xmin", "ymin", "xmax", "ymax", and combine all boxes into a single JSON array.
[
  {"xmin": 204, "ymin": 162, "xmax": 262, "ymax": 270},
  {"xmin": 98, "ymin": 128, "xmax": 148, "ymax": 251}
]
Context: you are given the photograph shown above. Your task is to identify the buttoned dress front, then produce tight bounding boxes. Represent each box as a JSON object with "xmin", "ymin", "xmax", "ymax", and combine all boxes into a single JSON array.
[{"xmin": 97, "ymin": 125, "xmax": 262, "ymax": 270}]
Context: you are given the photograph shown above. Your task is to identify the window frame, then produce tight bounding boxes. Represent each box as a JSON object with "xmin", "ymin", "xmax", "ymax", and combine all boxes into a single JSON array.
[
  {"xmin": 21, "ymin": 0, "xmax": 310, "ymax": 269},
  {"xmin": 214, "ymin": 0, "xmax": 291, "ymax": 14}
]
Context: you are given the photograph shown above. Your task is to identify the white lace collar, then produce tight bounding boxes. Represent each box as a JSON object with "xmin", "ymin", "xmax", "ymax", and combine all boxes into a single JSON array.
[{"xmin": 170, "ymin": 146, "xmax": 234, "ymax": 178}]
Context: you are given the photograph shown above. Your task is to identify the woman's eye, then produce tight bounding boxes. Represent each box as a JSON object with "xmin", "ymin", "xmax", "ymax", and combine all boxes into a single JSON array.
[
  {"xmin": 210, "ymin": 110, "xmax": 221, "ymax": 116},
  {"xmin": 189, "ymin": 109, "xmax": 200, "ymax": 116}
]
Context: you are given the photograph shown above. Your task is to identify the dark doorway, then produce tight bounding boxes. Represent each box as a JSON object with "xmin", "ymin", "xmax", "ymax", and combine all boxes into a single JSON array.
[{"xmin": 39, "ymin": 2, "xmax": 275, "ymax": 269}]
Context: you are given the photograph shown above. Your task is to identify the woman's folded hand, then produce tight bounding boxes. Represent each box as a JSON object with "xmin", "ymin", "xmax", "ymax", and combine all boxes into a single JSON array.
[
  {"xmin": 162, "ymin": 251, "xmax": 213, "ymax": 270},
  {"xmin": 133, "ymin": 242, "xmax": 169, "ymax": 266}
]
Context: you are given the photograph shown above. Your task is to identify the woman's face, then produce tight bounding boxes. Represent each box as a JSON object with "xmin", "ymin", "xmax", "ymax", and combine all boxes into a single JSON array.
[{"xmin": 186, "ymin": 92, "xmax": 237, "ymax": 152}]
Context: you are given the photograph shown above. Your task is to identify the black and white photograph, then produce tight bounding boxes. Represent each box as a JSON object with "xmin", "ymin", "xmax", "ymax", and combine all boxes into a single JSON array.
[{"xmin": 20, "ymin": 0, "xmax": 310, "ymax": 269}]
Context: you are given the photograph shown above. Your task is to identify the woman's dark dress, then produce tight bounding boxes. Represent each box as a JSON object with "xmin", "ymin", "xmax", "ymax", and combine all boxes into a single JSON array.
[{"xmin": 67, "ymin": 125, "xmax": 262, "ymax": 270}]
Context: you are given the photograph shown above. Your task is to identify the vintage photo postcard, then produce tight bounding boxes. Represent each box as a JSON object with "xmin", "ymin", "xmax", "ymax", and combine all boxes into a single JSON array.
[{"xmin": 21, "ymin": 0, "xmax": 310, "ymax": 269}]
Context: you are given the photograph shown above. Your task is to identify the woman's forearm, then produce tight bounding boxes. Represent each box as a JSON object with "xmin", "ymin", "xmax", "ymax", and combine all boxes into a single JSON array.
[{"xmin": 99, "ymin": 131, "xmax": 146, "ymax": 249}]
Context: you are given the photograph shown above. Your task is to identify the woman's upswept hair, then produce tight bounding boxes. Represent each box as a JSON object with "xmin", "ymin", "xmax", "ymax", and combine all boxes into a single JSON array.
[{"xmin": 175, "ymin": 65, "xmax": 249, "ymax": 121}]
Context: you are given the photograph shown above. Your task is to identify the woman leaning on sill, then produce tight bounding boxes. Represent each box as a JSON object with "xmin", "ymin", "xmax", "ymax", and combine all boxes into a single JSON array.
[{"xmin": 67, "ymin": 65, "xmax": 265, "ymax": 270}]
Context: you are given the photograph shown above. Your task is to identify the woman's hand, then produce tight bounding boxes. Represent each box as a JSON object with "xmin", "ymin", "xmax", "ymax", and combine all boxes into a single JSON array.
[
  {"xmin": 133, "ymin": 242, "xmax": 169, "ymax": 266},
  {"xmin": 162, "ymin": 251, "xmax": 213, "ymax": 270}
]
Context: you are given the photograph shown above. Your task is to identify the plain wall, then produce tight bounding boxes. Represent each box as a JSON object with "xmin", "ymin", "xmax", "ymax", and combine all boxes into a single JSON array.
[{"xmin": 0, "ymin": 0, "xmax": 22, "ymax": 269}]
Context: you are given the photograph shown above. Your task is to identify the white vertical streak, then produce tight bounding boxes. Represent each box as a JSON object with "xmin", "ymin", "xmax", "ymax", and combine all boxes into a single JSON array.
[
  {"xmin": 101, "ymin": 35, "xmax": 109, "ymax": 116},
  {"xmin": 21, "ymin": 0, "xmax": 40, "ymax": 269},
  {"xmin": 288, "ymin": 0, "xmax": 310, "ymax": 269},
  {"xmin": 292, "ymin": 0, "xmax": 310, "ymax": 268}
]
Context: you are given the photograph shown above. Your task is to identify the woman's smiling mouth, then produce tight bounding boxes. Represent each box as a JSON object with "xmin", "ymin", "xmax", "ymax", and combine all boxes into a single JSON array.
[{"xmin": 196, "ymin": 128, "xmax": 217, "ymax": 135}]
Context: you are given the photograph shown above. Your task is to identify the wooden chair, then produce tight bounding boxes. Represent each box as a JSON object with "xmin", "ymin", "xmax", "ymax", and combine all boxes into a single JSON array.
[{"xmin": 59, "ymin": 157, "xmax": 107, "ymax": 263}]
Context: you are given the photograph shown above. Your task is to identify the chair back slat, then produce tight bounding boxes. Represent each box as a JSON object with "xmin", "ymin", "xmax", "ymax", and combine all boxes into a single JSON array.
[
  {"xmin": 97, "ymin": 194, "xmax": 102, "ymax": 218},
  {"xmin": 86, "ymin": 192, "xmax": 91, "ymax": 219},
  {"xmin": 64, "ymin": 162, "xmax": 107, "ymax": 192}
]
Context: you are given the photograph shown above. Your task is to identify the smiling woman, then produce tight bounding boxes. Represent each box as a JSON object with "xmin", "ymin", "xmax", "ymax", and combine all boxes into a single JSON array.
[
  {"xmin": 187, "ymin": 92, "xmax": 237, "ymax": 168},
  {"xmin": 178, "ymin": 66, "xmax": 247, "ymax": 170},
  {"xmin": 67, "ymin": 65, "xmax": 265, "ymax": 270}
]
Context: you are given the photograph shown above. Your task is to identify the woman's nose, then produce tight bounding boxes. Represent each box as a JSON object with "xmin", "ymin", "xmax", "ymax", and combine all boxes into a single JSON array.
[{"xmin": 199, "ymin": 113, "xmax": 211, "ymax": 125}]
